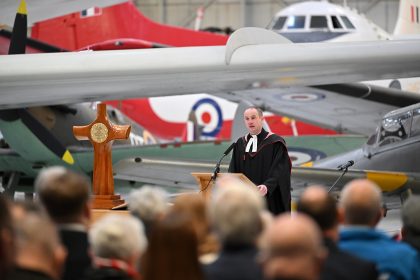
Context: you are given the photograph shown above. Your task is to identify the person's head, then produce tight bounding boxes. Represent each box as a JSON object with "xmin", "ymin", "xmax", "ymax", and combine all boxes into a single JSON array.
[
  {"xmin": 13, "ymin": 203, "xmax": 67, "ymax": 280},
  {"xmin": 339, "ymin": 179, "xmax": 382, "ymax": 227},
  {"xmin": 143, "ymin": 212, "xmax": 204, "ymax": 280},
  {"xmin": 297, "ymin": 186, "xmax": 338, "ymax": 238},
  {"xmin": 128, "ymin": 186, "xmax": 168, "ymax": 225},
  {"xmin": 244, "ymin": 106, "xmax": 264, "ymax": 135},
  {"xmin": 89, "ymin": 214, "xmax": 147, "ymax": 268},
  {"xmin": 210, "ymin": 179, "xmax": 264, "ymax": 245},
  {"xmin": 401, "ymin": 195, "xmax": 420, "ymax": 251},
  {"xmin": 35, "ymin": 166, "xmax": 91, "ymax": 225},
  {"xmin": 172, "ymin": 193, "xmax": 209, "ymax": 246},
  {"xmin": 261, "ymin": 214, "xmax": 327, "ymax": 280},
  {"xmin": 0, "ymin": 196, "xmax": 15, "ymax": 278}
]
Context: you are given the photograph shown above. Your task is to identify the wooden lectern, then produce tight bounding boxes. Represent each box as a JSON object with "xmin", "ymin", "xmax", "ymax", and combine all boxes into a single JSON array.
[{"xmin": 191, "ymin": 173, "xmax": 256, "ymax": 200}]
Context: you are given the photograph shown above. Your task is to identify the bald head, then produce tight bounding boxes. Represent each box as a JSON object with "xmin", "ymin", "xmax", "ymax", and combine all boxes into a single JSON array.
[
  {"xmin": 244, "ymin": 107, "xmax": 264, "ymax": 135},
  {"xmin": 339, "ymin": 179, "xmax": 382, "ymax": 226},
  {"xmin": 263, "ymin": 214, "xmax": 326, "ymax": 280},
  {"xmin": 297, "ymin": 186, "xmax": 338, "ymax": 231}
]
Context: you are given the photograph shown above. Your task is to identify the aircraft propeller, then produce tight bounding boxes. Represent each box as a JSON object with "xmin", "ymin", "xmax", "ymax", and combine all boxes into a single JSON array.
[{"xmin": 3, "ymin": 0, "xmax": 75, "ymax": 165}]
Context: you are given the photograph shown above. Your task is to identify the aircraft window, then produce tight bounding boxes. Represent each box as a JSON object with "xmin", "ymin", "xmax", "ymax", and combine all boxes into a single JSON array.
[
  {"xmin": 331, "ymin": 16, "xmax": 343, "ymax": 29},
  {"xmin": 378, "ymin": 112, "xmax": 412, "ymax": 146},
  {"xmin": 340, "ymin": 16, "xmax": 355, "ymax": 29},
  {"xmin": 366, "ymin": 131, "xmax": 378, "ymax": 145},
  {"xmin": 272, "ymin": 16, "xmax": 287, "ymax": 30},
  {"xmin": 310, "ymin": 16, "xmax": 328, "ymax": 28},
  {"xmin": 287, "ymin": 16, "xmax": 306, "ymax": 29},
  {"xmin": 389, "ymin": 79, "xmax": 402, "ymax": 90},
  {"xmin": 410, "ymin": 108, "xmax": 420, "ymax": 137}
]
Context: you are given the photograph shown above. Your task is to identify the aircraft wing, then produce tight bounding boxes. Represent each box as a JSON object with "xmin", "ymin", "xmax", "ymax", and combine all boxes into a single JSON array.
[
  {"xmin": 114, "ymin": 157, "xmax": 219, "ymax": 190},
  {"xmin": 215, "ymin": 83, "xmax": 420, "ymax": 135},
  {"xmin": 114, "ymin": 159, "xmax": 420, "ymax": 204},
  {"xmin": 292, "ymin": 167, "xmax": 420, "ymax": 197},
  {"xmin": 0, "ymin": 0, "xmax": 127, "ymax": 27},
  {"xmin": 1, "ymin": 28, "xmax": 420, "ymax": 109},
  {"xmin": 112, "ymin": 135, "xmax": 367, "ymax": 189}
]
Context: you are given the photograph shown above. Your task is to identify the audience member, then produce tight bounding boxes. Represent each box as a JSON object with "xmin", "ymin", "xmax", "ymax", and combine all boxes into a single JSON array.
[
  {"xmin": 35, "ymin": 166, "xmax": 92, "ymax": 280},
  {"xmin": 261, "ymin": 213, "xmax": 327, "ymax": 280},
  {"xmin": 204, "ymin": 178, "xmax": 265, "ymax": 280},
  {"xmin": 256, "ymin": 210, "xmax": 274, "ymax": 250},
  {"xmin": 401, "ymin": 195, "xmax": 420, "ymax": 253},
  {"xmin": 7, "ymin": 201, "xmax": 67, "ymax": 280},
  {"xmin": 0, "ymin": 195, "xmax": 15, "ymax": 279},
  {"xmin": 171, "ymin": 193, "xmax": 219, "ymax": 263},
  {"xmin": 142, "ymin": 212, "xmax": 204, "ymax": 280},
  {"xmin": 339, "ymin": 179, "xmax": 420, "ymax": 280},
  {"xmin": 85, "ymin": 214, "xmax": 147, "ymax": 280},
  {"xmin": 128, "ymin": 186, "xmax": 169, "ymax": 239},
  {"xmin": 297, "ymin": 185, "xmax": 378, "ymax": 280}
]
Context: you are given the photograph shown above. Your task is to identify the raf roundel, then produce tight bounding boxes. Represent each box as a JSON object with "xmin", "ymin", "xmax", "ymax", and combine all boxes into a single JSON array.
[{"xmin": 192, "ymin": 98, "xmax": 223, "ymax": 137}]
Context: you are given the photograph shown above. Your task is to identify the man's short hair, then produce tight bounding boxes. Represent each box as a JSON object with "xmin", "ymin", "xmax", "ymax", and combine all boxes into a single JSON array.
[
  {"xmin": 35, "ymin": 166, "xmax": 91, "ymax": 223},
  {"xmin": 13, "ymin": 206, "xmax": 61, "ymax": 261},
  {"xmin": 210, "ymin": 180, "xmax": 264, "ymax": 245},
  {"xmin": 401, "ymin": 195, "xmax": 420, "ymax": 250},
  {"xmin": 297, "ymin": 189, "xmax": 337, "ymax": 231},
  {"xmin": 89, "ymin": 214, "xmax": 147, "ymax": 261},
  {"xmin": 245, "ymin": 106, "xmax": 264, "ymax": 117},
  {"xmin": 128, "ymin": 186, "xmax": 168, "ymax": 222}
]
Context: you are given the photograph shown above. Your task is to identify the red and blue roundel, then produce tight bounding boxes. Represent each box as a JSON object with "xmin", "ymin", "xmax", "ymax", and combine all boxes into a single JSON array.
[{"xmin": 192, "ymin": 98, "xmax": 223, "ymax": 137}]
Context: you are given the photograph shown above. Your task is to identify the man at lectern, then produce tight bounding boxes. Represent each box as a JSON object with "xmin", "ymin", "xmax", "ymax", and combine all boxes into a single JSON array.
[{"xmin": 228, "ymin": 106, "xmax": 291, "ymax": 215}]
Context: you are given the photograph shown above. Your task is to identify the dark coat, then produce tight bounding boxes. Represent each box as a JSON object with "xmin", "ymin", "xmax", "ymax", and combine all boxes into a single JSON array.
[
  {"xmin": 321, "ymin": 238, "xmax": 378, "ymax": 280},
  {"xmin": 229, "ymin": 129, "xmax": 291, "ymax": 214},
  {"xmin": 7, "ymin": 267, "xmax": 54, "ymax": 280},
  {"xmin": 59, "ymin": 228, "xmax": 92, "ymax": 280},
  {"xmin": 203, "ymin": 244, "xmax": 263, "ymax": 280}
]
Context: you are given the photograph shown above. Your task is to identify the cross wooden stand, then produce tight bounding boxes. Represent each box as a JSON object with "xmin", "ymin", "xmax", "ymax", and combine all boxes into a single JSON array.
[{"xmin": 73, "ymin": 103, "xmax": 131, "ymax": 209}]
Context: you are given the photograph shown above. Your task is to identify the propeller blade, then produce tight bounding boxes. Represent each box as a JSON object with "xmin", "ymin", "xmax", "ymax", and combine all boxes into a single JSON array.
[
  {"xmin": 5, "ymin": 0, "xmax": 75, "ymax": 165},
  {"xmin": 8, "ymin": 0, "xmax": 27, "ymax": 55},
  {"xmin": 18, "ymin": 110, "xmax": 75, "ymax": 165}
]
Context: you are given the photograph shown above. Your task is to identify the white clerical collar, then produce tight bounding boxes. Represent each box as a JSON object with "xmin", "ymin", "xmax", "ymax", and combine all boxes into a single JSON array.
[{"xmin": 245, "ymin": 134, "xmax": 258, "ymax": 152}]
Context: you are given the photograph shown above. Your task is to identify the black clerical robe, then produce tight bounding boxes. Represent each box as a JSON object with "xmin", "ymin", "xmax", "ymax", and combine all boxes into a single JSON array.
[{"xmin": 228, "ymin": 129, "xmax": 291, "ymax": 214}]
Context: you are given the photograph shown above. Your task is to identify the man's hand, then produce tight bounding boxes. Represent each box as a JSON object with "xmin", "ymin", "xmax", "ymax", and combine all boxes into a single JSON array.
[{"xmin": 257, "ymin": 184, "xmax": 268, "ymax": 196}]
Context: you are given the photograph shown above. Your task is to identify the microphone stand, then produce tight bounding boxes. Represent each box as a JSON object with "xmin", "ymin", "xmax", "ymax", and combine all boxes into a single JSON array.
[
  {"xmin": 328, "ymin": 166, "xmax": 350, "ymax": 193},
  {"xmin": 201, "ymin": 154, "xmax": 227, "ymax": 193},
  {"xmin": 201, "ymin": 142, "xmax": 236, "ymax": 193},
  {"xmin": 201, "ymin": 155, "xmax": 225, "ymax": 193},
  {"xmin": 211, "ymin": 153, "xmax": 227, "ymax": 182}
]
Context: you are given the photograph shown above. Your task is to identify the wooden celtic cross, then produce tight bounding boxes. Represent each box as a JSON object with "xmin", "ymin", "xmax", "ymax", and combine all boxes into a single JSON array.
[{"xmin": 73, "ymin": 103, "xmax": 130, "ymax": 209}]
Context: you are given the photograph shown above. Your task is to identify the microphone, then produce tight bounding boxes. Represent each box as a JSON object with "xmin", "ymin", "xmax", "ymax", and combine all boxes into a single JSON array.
[
  {"xmin": 223, "ymin": 142, "xmax": 236, "ymax": 156},
  {"xmin": 337, "ymin": 160, "xmax": 354, "ymax": 171},
  {"xmin": 211, "ymin": 142, "xmax": 236, "ymax": 181},
  {"xmin": 328, "ymin": 160, "xmax": 354, "ymax": 193}
]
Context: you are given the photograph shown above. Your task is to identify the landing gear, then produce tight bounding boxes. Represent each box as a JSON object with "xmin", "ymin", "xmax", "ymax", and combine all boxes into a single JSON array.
[{"xmin": 2, "ymin": 172, "xmax": 20, "ymax": 198}]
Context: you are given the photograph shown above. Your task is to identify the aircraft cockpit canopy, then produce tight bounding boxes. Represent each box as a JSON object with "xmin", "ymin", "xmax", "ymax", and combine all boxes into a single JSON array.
[
  {"xmin": 269, "ymin": 15, "xmax": 355, "ymax": 32},
  {"xmin": 366, "ymin": 104, "xmax": 420, "ymax": 149}
]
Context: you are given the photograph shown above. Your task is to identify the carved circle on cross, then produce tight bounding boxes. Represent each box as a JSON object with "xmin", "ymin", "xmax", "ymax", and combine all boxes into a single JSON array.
[{"xmin": 91, "ymin": 123, "xmax": 109, "ymax": 143}]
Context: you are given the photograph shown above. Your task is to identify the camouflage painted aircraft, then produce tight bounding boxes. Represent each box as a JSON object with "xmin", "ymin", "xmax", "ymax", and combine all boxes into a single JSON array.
[
  {"xmin": 1, "ymin": 1, "xmax": 420, "ymax": 204},
  {"xmin": 114, "ymin": 102, "xmax": 420, "ymax": 207},
  {"xmin": 0, "ymin": 1, "xmax": 365, "ymax": 196}
]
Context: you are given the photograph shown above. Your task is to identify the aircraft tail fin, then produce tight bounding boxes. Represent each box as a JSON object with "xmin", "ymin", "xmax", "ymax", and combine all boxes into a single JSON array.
[
  {"xmin": 181, "ymin": 111, "xmax": 203, "ymax": 142},
  {"xmin": 31, "ymin": 2, "xmax": 228, "ymax": 51},
  {"xmin": 393, "ymin": 0, "xmax": 420, "ymax": 35}
]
